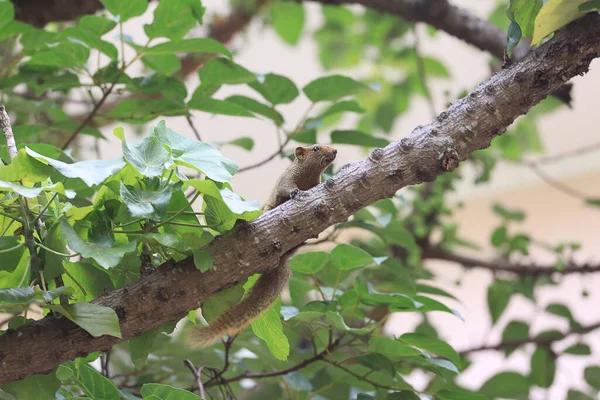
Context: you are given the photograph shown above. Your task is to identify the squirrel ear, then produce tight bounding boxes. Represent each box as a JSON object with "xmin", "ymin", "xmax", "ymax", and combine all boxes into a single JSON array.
[{"xmin": 295, "ymin": 146, "xmax": 306, "ymax": 160}]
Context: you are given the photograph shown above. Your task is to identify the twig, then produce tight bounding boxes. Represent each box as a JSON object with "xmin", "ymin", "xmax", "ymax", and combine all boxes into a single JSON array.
[
  {"xmin": 184, "ymin": 359, "xmax": 206, "ymax": 399},
  {"xmin": 460, "ymin": 321, "xmax": 600, "ymax": 355},
  {"xmin": 186, "ymin": 115, "xmax": 202, "ymax": 142},
  {"xmin": 529, "ymin": 141, "xmax": 600, "ymax": 165},
  {"xmin": 422, "ymin": 246, "xmax": 600, "ymax": 276},
  {"xmin": 527, "ymin": 163, "xmax": 590, "ymax": 200}
]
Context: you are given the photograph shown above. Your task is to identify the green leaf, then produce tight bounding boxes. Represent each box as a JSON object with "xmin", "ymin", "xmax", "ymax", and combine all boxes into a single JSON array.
[
  {"xmin": 282, "ymin": 372, "xmax": 312, "ymax": 391},
  {"xmin": 249, "ymin": 73, "xmax": 299, "ymax": 105},
  {"xmin": 224, "ymin": 137, "xmax": 255, "ymax": 151},
  {"xmin": 144, "ymin": 0, "xmax": 199, "ymax": 40},
  {"xmin": 567, "ymin": 390, "xmax": 595, "ymax": 400},
  {"xmin": 199, "ymin": 58, "xmax": 256, "ymax": 85},
  {"xmin": 505, "ymin": 16, "xmax": 522, "ymax": 56},
  {"xmin": 226, "ymin": 95, "xmax": 285, "ymax": 126},
  {"xmin": 46, "ymin": 302, "xmax": 122, "ymax": 338},
  {"xmin": 0, "ymin": 180, "xmax": 75, "ymax": 199},
  {"xmin": 545, "ymin": 303, "xmax": 574, "ymax": 320},
  {"xmin": 492, "ymin": 203, "xmax": 525, "ymax": 221},
  {"xmin": 564, "ymin": 343, "xmax": 591, "ymax": 355},
  {"xmin": 355, "ymin": 353, "xmax": 396, "ymax": 377},
  {"xmin": 271, "ymin": 1, "xmax": 305, "ymax": 45},
  {"xmin": 289, "ymin": 251, "xmax": 330, "ymax": 274},
  {"xmin": 400, "ymin": 333, "xmax": 461, "ymax": 367},
  {"xmin": 120, "ymin": 121, "xmax": 239, "ymax": 182},
  {"xmin": 509, "ymin": 0, "xmax": 543, "ymax": 37},
  {"xmin": 386, "ymin": 392, "xmax": 420, "ymax": 400},
  {"xmin": 120, "ymin": 180, "xmax": 172, "ymax": 221},
  {"xmin": 355, "ymin": 279, "xmax": 420, "ymax": 309},
  {"xmin": 502, "ymin": 320, "xmax": 529, "ymax": 356},
  {"xmin": 249, "ymin": 294, "xmax": 290, "ymax": 360},
  {"xmin": 27, "ymin": 41, "xmax": 90, "ymax": 68},
  {"xmin": 532, "ymin": 0, "xmax": 585, "ymax": 45},
  {"xmin": 0, "ymin": 286, "xmax": 72, "ymax": 305},
  {"xmin": 479, "ymin": 372, "xmax": 530, "ymax": 399},
  {"xmin": 144, "ymin": 38, "xmax": 232, "ymax": 58},
  {"xmin": 0, "ymin": 237, "xmax": 25, "ymax": 273},
  {"xmin": 60, "ymin": 218, "xmax": 137, "ymax": 269},
  {"xmin": 490, "ymin": 226, "xmax": 507, "ymax": 247},
  {"xmin": 100, "ymin": 0, "xmax": 147, "ymax": 22},
  {"xmin": 303, "ymin": 75, "xmax": 371, "ymax": 102},
  {"xmin": 368, "ymin": 337, "xmax": 422, "ymax": 358},
  {"xmin": 129, "ymin": 328, "xmax": 159, "ymax": 369},
  {"xmin": 331, "ymin": 243, "xmax": 374, "ymax": 270},
  {"xmin": 326, "ymin": 310, "xmax": 370, "ymax": 334},
  {"xmin": 57, "ymin": 362, "xmax": 121, "ymax": 400},
  {"xmin": 193, "ymin": 250, "xmax": 214, "ymax": 272},
  {"xmin": 107, "ymin": 98, "xmax": 187, "ymax": 122},
  {"xmin": 201, "ymin": 283, "xmax": 244, "ymax": 323},
  {"xmin": 25, "ymin": 147, "xmax": 125, "ymax": 187},
  {"xmin": 435, "ymin": 389, "xmax": 487, "ymax": 400},
  {"xmin": 188, "ymin": 94, "xmax": 255, "ymax": 117},
  {"xmin": 2, "ymin": 373, "xmax": 60, "ymax": 400},
  {"xmin": 320, "ymin": 100, "xmax": 365, "ymax": 118},
  {"xmin": 183, "ymin": 180, "xmax": 260, "ymax": 216},
  {"xmin": 580, "ymin": 0, "xmax": 600, "ymax": 11},
  {"xmin": 0, "ymin": 1, "xmax": 15, "ymax": 31},
  {"xmin": 585, "ymin": 198, "xmax": 600, "ymax": 207},
  {"xmin": 530, "ymin": 346, "xmax": 555, "ymax": 388},
  {"xmin": 141, "ymin": 383, "xmax": 202, "ymax": 399},
  {"xmin": 487, "ymin": 280, "xmax": 513, "ymax": 324},
  {"xmin": 62, "ymin": 262, "xmax": 114, "ymax": 302},
  {"xmin": 584, "ymin": 366, "xmax": 600, "ymax": 390},
  {"xmin": 331, "ymin": 130, "xmax": 389, "ymax": 148}
]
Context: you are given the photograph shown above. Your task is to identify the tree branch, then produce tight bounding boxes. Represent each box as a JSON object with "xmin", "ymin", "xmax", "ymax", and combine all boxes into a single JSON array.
[
  {"xmin": 422, "ymin": 246, "xmax": 600, "ymax": 276},
  {"xmin": 460, "ymin": 321, "xmax": 600, "ymax": 355},
  {"xmin": 0, "ymin": 13, "xmax": 598, "ymax": 385}
]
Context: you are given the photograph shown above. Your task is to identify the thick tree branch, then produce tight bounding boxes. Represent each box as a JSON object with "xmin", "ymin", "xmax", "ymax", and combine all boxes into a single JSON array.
[
  {"xmin": 0, "ymin": 14, "xmax": 598, "ymax": 385},
  {"xmin": 459, "ymin": 321, "xmax": 600, "ymax": 355},
  {"xmin": 422, "ymin": 246, "xmax": 600, "ymax": 276}
]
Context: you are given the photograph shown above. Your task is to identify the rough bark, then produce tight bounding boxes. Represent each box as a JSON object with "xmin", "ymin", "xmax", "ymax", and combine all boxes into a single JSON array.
[
  {"xmin": 13, "ymin": 0, "xmax": 105, "ymax": 27},
  {"xmin": 0, "ymin": 13, "xmax": 599, "ymax": 385}
]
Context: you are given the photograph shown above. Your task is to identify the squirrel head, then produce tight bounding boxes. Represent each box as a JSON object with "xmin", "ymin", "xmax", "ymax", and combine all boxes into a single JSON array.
[{"xmin": 294, "ymin": 144, "xmax": 337, "ymax": 171}]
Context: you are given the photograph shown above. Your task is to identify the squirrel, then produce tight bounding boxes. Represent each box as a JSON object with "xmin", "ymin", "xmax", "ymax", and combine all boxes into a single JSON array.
[{"xmin": 187, "ymin": 144, "xmax": 337, "ymax": 348}]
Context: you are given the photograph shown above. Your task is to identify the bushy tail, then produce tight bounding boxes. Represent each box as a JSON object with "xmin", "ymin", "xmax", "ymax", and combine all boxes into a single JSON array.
[{"xmin": 186, "ymin": 258, "xmax": 292, "ymax": 348}]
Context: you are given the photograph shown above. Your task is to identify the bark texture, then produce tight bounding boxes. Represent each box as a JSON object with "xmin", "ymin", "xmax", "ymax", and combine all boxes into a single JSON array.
[{"xmin": 0, "ymin": 13, "xmax": 599, "ymax": 385}]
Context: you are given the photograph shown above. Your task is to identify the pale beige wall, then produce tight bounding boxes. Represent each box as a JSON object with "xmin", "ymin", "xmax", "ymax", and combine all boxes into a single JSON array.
[{"xmin": 78, "ymin": 1, "xmax": 600, "ymax": 397}]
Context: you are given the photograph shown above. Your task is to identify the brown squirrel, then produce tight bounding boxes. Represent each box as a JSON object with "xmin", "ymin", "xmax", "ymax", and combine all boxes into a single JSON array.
[{"xmin": 187, "ymin": 144, "xmax": 337, "ymax": 348}]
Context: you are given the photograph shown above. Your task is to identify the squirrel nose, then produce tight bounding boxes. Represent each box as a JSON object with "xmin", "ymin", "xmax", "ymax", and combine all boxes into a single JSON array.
[{"xmin": 332, "ymin": 149, "xmax": 337, "ymax": 154}]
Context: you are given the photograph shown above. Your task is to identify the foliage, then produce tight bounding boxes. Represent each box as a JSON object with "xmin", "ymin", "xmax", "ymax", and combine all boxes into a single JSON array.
[{"xmin": 0, "ymin": 0, "xmax": 598, "ymax": 400}]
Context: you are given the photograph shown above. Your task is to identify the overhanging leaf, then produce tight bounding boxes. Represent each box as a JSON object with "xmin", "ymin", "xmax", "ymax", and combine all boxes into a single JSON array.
[{"xmin": 46, "ymin": 302, "xmax": 122, "ymax": 338}]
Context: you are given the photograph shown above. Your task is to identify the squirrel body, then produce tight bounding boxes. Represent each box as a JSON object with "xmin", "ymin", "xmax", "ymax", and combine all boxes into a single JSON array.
[{"xmin": 187, "ymin": 144, "xmax": 337, "ymax": 348}]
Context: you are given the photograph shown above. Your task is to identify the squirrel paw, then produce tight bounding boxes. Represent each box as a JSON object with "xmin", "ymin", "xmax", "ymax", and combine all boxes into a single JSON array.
[{"xmin": 290, "ymin": 188, "xmax": 302, "ymax": 199}]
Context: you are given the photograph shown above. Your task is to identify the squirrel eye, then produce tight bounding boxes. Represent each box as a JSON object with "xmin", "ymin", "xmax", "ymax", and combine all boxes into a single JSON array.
[{"xmin": 312, "ymin": 146, "xmax": 320, "ymax": 152}]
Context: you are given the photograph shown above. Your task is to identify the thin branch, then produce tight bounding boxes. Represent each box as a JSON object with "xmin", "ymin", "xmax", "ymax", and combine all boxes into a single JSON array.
[
  {"xmin": 460, "ymin": 321, "xmax": 600, "ymax": 355},
  {"xmin": 186, "ymin": 115, "xmax": 202, "ymax": 142},
  {"xmin": 0, "ymin": 106, "xmax": 18, "ymax": 159},
  {"xmin": 529, "ymin": 141, "xmax": 600, "ymax": 165},
  {"xmin": 204, "ymin": 335, "xmax": 345, "ymax": 388},
  {"xmin": 527, "ymin": 163, "xmax": 591, "ymax": 200},
  {"xmin": 422, "ymin": 246, "xmax": 600, "ymax": 276},
  {"xmin": 184, "ymin": 359, "xmax": 206, "ymax": 399}
]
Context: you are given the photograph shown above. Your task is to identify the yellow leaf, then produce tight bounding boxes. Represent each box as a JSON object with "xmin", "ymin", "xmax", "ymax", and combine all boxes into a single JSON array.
[{"xmin": 532, "ymin": 0, "xmax": 586, "ymax": 45}]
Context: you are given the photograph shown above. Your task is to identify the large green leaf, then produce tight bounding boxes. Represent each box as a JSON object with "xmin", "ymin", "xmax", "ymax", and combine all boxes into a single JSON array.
[
  {"xmin": 271, "ymin": 1, "xmax": 305, "ymax": 45},
  {"xmin": 27, "ymin": 41, "xmax": 90, "ymax": 68},
  {"xmin": 118, "ymin": 121, "xmax": 239, "ymax": 182},
  {"xmin": 57, "ymin": 362, "xmax": 121, "ymax": 399},
  {"xmin": 0, "ymin": 180, "xmax": 75, "ymax": 198},
  {"xmin": 60, "ymin": 218, "xmax": 137, "ymax": 269},
  {"xmin": 0, "ymin": 286, "xmax": 72, "ymax": 306},
  {"xmin": 199, "ymin": 58, "xmax": 256, "ymax": 85},
  {"xmin": 183, "ymin": 180, "xmax": 260, "ymax": 216},
  {"xmin": 226, "ymin": 95, "xmax": 285, "ymax": 126},
  {"xmin": 144, "ymin": 38, "xmax": 231, "ymax": 58},
  {"xmin": 25, "ymin": 147, "xmax": 125, "ymax": 187},
  {"xmin": 487, "ymin": 280, "xmax": 513, "ymax": 324},
  {"xmin": 107, "ymin": 98, "xmax": 187, "ymax": 122},
  {"xmin": 289, "ymin": 251, "xmax": 331, "ymax": 274},
  {"xmin": 46, "ymin": 302, "xmax": 122, "ymax": 338},
  {"xmin": 0, "ymin": 1, "xmax": 15, "ymax": 31},
  {"xmin": 144, "ymin": 0, "xmax": 198, "ymax": 40},
  {"xmin": 479, "ymin": 372, "xmax": 530, "ymax": 399},
  {"xmin": 355, "ymin": 279, "xmax": 420, "ymax": 309},
  {"xmin": 530, "ymin": 346, "xmax": 556, "ymax": 388},
  {"xmin": 303, "ymin": 75, "xmax": 371, "ymax": 102},
  {"xmin": 249, "ymin": 73, "xmax": 299, "ymax": 105},
  {"xmin": 331, "ymin": 243, "xmax": 375, "ymax": 270},
  {"xmin": 0, "ymin": 237, "xmax": 25, "ymax": 274},
  {"xmin": 326, "ymin": 310, "xmax": 370, "ymax": 334},
  {"xmin": 331, "ymin": 130, "xmax": 389, "ymax": 148},
  {"xmin": 246, "ymin": 275, "xmax": 290, "ymax": 360},
  {"xmin": 368, "ymin": 337, "xmax": 422, "ymax": 358},
  {"xmin": 188, "ymin": 94, "xmax": 255, "ymax": 118},
  {"xmin": 62, "ymin": 262, "xmax": 114, "ymax": 302},
  {"xmin": 141, "ymin": 383, "xmax": 202, "ymax": 399},
  {"xmin": 584, "ymin": 366, "xmax": 600, "ymax": 390},
  {"xmin": 400, "ymin": 333, "xmax": 461, "ymax": 367},
  {"xmin": 2, "ymin": 372, "xmax": 60, "ymax": 400},
  {"xmin": 100, "ymin": 0, "xmax": 147, "ymax": 22},
  {"xmin": 120, "ymin": 180, "xmax": 172, "ymax": 221}
]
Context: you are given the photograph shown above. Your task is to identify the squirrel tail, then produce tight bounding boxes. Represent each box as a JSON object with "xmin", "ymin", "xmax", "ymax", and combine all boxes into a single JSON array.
[{"xmin": 186, "ymin": 255, "xmax": 293, "ymax": 348}]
